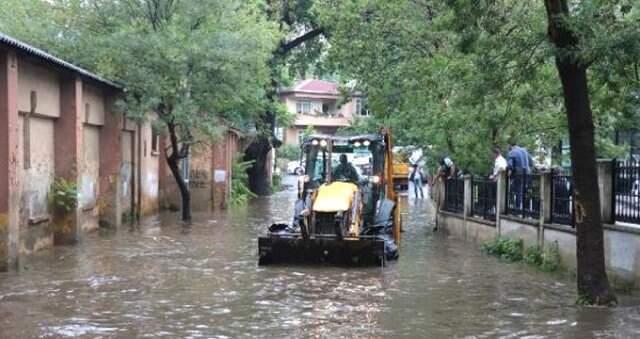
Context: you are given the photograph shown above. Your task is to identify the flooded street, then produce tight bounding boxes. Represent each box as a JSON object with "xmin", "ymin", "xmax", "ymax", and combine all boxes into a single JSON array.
[{"xmin": 2, "ymin": 177, "xmax": 640, "ymax": 338}]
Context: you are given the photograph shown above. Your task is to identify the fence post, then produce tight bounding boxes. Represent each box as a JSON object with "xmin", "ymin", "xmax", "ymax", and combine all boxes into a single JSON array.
[
  {"xmin": 463, "ymin": 175, "xmax": 472, "ymax": 218},
  {"xmin": 496, "ymin": 171, "xmax": 507, "ymax": 237},
  {"xmin": 539, "ymin": 171, "xmax": 552, "ymax": 247},
  {"xmin": 596, "ymin": 159, "xmax": 614, "ymax": 224}
]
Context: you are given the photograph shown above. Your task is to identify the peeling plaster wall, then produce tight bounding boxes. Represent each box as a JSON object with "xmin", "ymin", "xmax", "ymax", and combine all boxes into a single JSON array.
[
  {"xmin": 15, "ymin": 60, "xmax": 61, "ymax": 255},
  {"xmin": 17, "ymin": 115, "xmax": 55, "ymax": 254},
  {"xmin": 17, "ymin": 61, "xmax": 60, "ymax": 118},
  {"xmin": 120, "ymin": 130, "xmax": 134, "ymax": 216},
  {"xmin": 82, "ymin": 85, "xmax": 105, "ymax": 125},
  {"xmin": 80, "ymin": 125, "xmax": 100, "ymax": 232},
  {"xmin": 189, "ymin": 144, "xmax": 213, "ymax": 212},
  {"xmin": 140, "ymin": 119, "xmax": 159, "ymax": 216}
]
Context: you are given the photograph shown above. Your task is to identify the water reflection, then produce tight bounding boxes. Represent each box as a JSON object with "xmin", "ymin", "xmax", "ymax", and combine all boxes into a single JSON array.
[{"xmin": 0, "ymin": 178, "xmax": 639, "ymax": 338}]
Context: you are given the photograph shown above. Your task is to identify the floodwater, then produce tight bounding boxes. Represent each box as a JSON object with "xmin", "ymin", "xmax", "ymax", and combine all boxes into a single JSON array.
[{"xmin": 2, "ymin": 178, "xmax": 640, "ymax": 338}]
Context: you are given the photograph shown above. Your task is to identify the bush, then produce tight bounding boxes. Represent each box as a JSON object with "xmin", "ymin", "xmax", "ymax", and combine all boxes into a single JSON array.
[
  {"xmin": 49, "ymin": 178, "xmax": 78, "ymax": 214},
  {"xmin": 230, "ymin": 155, "xmax": 257, "ymax": 206},
  {"xmin": 540, "ymin": 241, "xmax": 561, "ymax": 272},
  {"xmin": 483, "ymin": 238, "xmax": 561, "ymax": 272},
  {"xmin": 481, "ymin": 238, "xmax": 523, "ymax": 262},
  {"xmin": 524, "ymin": 245, "xmax": 544, "ymax": 266}
]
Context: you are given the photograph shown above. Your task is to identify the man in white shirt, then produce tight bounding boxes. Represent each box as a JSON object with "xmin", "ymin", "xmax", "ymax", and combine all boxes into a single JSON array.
[{"xmin": 490, "ymin": 147, "xmax": 507, "ymax": 181}]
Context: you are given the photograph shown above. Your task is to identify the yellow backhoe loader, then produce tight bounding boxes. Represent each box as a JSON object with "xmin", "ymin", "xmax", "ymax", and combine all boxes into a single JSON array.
[{"xmin": 258, "ymin": 129, "xmax": 401, "ymax": 266}]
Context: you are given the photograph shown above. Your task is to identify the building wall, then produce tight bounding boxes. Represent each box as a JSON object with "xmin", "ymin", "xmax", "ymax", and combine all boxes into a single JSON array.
[
  {"xmin": 17, "ymin": 115, "xmax": 55, "ymax": 254},
  {"xmin": 139, "ymin": 119, "xmax": 159, "ymax": 216},
  {"xmin": 0, "ymin": 41, "xmax": 170, "ymax": 269},
  {"xmin": 15, "ymin": 60, "xmax": 60, "ymax": 254},
  {"xmin": 159, "ymin": 129, "xmax": 244, "ymax": 213},
  {"xmin": 120, "ymin": 128, "xmax": 134, "ymax": 215},
  {"xmin": 17, "ymin": 60, "xmax": 60, "ymax": 118},
  {"xmin": 78, "ymin": 85, "xmax": 105, "ymax": 233}
]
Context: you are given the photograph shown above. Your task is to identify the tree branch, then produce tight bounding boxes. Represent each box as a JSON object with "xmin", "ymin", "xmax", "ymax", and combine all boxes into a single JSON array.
[{"xmin": 277, "ymin": 27, "xmax": 325, "ymax": 55}]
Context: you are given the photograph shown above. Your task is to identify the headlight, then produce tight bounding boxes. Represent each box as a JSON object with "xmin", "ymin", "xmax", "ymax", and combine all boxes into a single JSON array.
[
  {"xmin": 354, "ymin": 141, "xmax": 362, "ymax": 147},
  {"xmin": 363, "ymin": 140, "xmax": 371, "ymax": 147},
  {"xmin": 370, "ymin": 175, "xmax": 381, "ymax": 184},
  {"xmin": 320, "ymin": 139, "xmax": 327, "ymax": 147},
  {"xmin": 312, "ymin": 139, "xmax": 319, "ymax": 146}
]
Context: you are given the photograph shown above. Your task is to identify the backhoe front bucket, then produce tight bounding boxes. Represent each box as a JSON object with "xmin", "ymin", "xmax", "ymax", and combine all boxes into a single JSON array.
[{"xmin": 258, "ymin": 234, "xmax": 386, "ymax": 266}]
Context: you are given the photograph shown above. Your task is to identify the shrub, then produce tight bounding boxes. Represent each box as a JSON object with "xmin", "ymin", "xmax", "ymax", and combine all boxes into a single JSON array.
[
  {"xmin": 524, "ymin": 245, "xmax": 544, "ymax": 266},
  {"xmin": 230, "ymin": 155, "xmax": 257, "ymax": 206},
  {"xmin": 483, "ymin": 238, "xmax": 562, "ymax": 272},
  {"xmin": 540, "ymin": 241, "xmax": 561, "ymax": 272},
  {"xmin": 49, "ymin": 178, "xmax": 78, "ymax": 214},
  {"xmin": 481, "ymin": 238, "xmax": 523, "ymax": 262}
]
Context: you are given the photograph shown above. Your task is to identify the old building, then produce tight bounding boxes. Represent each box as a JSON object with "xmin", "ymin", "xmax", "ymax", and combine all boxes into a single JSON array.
[
  {"xmin": 0, "ymin": 33, "xmax": 162, "ymax": 270},
  {"xmin": 278, "ymin": 79, "xmax": 368, "ymax": 145},
  {"xmin": 159, "ymin": 127, "xmax": 247, "ymax": 212}
]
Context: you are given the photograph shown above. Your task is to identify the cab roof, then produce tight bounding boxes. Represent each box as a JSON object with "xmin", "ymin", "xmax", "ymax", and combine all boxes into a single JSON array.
[{"xmin": 302, "ymin": 133, "xmax": 383, "ymax": 146}]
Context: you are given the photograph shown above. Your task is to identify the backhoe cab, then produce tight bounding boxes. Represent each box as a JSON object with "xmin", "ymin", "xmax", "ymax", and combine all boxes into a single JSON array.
[{"xmin": 258, "ymin": 129, "xmax": 401, "ymax": 266}]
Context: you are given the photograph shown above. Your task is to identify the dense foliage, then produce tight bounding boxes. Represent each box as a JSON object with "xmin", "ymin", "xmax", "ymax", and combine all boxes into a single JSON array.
[{"xmin": 315, "ymin": 0, "xmax": 639, "ymax": 174}]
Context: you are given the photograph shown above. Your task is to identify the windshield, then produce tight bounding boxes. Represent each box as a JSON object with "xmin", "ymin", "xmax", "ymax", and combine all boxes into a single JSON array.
[
  {"xmin": 303, "ymin": 141, "xmax": 375, "ymax": 187},
  {"xmin": 331, "ymin": 145, "xmax": 372, "ymax": 182}
]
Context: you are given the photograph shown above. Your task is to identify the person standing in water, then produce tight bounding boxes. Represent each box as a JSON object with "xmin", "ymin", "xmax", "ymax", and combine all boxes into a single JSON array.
[{"xmin": 410, "ymin": 163, "xmax": 424, "ymax": 199}]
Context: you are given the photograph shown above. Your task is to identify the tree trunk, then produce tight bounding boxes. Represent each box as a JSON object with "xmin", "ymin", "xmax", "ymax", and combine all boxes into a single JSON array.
[
  {"xmin": 244, "ymin": 136, "xmax": 272, "ymax": 196},
  {"xmin": 543, "ymin": 0, "xmax": 616, "ymax": 306},
  {"xmin": 165, "ymin": 122, "xmax": 192, "ymax": 222},
  {"xmin": 166, "ymin": 154, "xmax": 191, "ymax": 222}
]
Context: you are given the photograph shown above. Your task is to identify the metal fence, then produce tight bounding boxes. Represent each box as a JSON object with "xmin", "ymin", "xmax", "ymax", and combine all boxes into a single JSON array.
[
  {"xmin": 471, "ymin": 177, "xmax": 497, "ymax": 221},
  {"xmin": 614, "ymin": 160, "xmax": 640, "ymax": 224},
  {"xmin": 444, "ymin": 178, "xmax": 464, "ymax": 214},
  {"xmin": 551, "ymin": 175, "xmax": 574, "ymax": 226},
  {"xmin": 507, "ymin": 173, "xmax": 541, "ymax": 219}
]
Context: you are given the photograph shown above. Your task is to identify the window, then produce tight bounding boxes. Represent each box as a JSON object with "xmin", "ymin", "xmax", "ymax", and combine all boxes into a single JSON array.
[
  {"xmin": 322, "ymin": 103, "xmax": 330, "ymax": 115},
  {"xmin": 355, "ymin": 98, "xmax": 370, "ymax": 116},
  {"xmin": 296, "ymin": 100, "xmax": 312, "ymax": 114},
  {"xmin": 275, "ymin": 127, "xmax": 284, "ymax": 141},
  {"xmin": 297, "ymin": 130, "xmax": 305, "ymax": 144}
]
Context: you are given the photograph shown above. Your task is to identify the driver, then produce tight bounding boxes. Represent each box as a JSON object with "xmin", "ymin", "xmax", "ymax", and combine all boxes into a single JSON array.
[{"xmin": 332, "ymin": 154, "xmax": 359, "ymax": 183}]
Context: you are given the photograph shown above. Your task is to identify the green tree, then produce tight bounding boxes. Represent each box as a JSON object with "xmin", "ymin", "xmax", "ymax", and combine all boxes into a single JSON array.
[
  {"xmin": 317, "ymin": 0, "xmax": 635, "ymax": 304},
  {"xmin": 244, "ymin": 0, "xmax": 326, "ymax": 195}
]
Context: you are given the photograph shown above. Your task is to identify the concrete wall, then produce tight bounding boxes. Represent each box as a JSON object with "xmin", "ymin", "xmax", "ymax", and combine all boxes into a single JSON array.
[{"xmin": 439, "ymin": 212, "xmax": 497, "ymax": 244}]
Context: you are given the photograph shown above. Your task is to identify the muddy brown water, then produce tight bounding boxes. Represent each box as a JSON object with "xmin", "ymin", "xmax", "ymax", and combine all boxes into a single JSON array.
[{"xmin": 2, "ymin": 179, "xmax": 640, "ymax": 338}]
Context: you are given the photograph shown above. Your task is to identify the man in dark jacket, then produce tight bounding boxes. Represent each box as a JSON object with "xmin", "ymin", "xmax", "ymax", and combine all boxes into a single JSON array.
[{"xmin": 332, "ymin": 154, "xmax": 359, "ymax": 183}]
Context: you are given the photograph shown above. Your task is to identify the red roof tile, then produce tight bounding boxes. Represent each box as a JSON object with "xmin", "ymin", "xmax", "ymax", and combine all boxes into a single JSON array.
[{"xmin": 295, "ymin": 79, "xmax": 339, "ymax": 94}]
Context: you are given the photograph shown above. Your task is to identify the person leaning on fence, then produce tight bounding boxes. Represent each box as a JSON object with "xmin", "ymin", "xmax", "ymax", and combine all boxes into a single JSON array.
[
  {"xmin": 507, "ymin": 143, "xmax": 531, "ymax": 209},
  {"xmin": 489, "ymin": 147, "xmax": 507, "ymax": 181},
  {"xmin": 439, "ymin": 156, "xmax": 456, "ymax": 179}
]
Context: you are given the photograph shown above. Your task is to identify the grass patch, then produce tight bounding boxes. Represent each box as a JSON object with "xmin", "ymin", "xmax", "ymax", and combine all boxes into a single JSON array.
[{"xmin": 482, "ymin": 237, "xmax": 562, "ymax": 272}]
